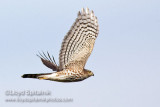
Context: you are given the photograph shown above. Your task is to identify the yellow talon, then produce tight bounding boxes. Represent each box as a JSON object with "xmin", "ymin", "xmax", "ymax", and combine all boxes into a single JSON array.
[{"xmin": 38, "ymin": 76, "xmax": 47, "ymax": 80}]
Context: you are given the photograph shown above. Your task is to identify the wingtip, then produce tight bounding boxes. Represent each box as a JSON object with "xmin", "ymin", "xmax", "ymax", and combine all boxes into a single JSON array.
[
  {"xmin": 86, "ymin": 7, "xmax": 89, "ymax": 14},
  {"xmin": 81, "ymin": 7, "xmax": 91, "ymax": 15},
  {"xmin": 78, "ymin": 11, "xmax": 81, "ymax": 16},
  {"xmin": 78, "ymin": 8, "xmax": 96, "ymax": 20},
  {"xmin": 81, "ymin": 8, "xmax": 85, "ymax": 12}
]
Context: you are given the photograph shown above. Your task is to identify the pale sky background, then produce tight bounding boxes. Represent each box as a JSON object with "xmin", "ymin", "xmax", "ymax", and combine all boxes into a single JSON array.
[{"xmin": 0, "ymin": 0, "xmax": 160, "ymax": 107}]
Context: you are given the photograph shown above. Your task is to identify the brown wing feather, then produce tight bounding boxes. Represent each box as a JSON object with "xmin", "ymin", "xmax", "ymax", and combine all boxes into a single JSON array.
[
  {"xmin": 40, "ymin": 58, "xmax": 58, "ymax": 71},
  {"xmin": 59, "ymin": 8, "xmax": 99, "ymax": 70},
  {"xmin": 37, "ymin": 52, "xmax": 60, "ymax": 71}
]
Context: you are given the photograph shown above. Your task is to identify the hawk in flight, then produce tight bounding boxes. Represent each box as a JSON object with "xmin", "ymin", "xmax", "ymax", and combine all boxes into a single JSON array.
[{"xmin": 22, "ymin": 8, "xmax": 99, "ymax": 82}]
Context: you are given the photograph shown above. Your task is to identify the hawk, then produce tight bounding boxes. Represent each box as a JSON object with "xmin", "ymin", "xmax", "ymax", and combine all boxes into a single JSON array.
[{"xmin": 22, "ymin": 8, "xmax": 99, "ymax": 82}]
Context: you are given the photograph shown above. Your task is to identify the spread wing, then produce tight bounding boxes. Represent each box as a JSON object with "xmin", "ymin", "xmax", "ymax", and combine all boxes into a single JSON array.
[{"xmin": 59, "ymin": 8, "xmax": 99, "ymax": 70}]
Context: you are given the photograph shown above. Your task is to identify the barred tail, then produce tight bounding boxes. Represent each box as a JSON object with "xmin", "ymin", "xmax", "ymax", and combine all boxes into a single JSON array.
[{"xmin": 21, "ymin": 73, "xmax": 52, "ymax": 79}]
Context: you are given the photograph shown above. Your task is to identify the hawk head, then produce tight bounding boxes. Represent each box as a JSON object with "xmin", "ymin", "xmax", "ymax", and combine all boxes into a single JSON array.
[{"xmin": 84, "ymin": 69, "xmax": 94, "ymax": 77}]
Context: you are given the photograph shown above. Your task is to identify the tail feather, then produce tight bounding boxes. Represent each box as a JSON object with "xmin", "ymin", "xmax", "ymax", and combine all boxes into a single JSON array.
[{"xmin": 21, "ymin": 73, "xmax": 52, "ymax": 79}]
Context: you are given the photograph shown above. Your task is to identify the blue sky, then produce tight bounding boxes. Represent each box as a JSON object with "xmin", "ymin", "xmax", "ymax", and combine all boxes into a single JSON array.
[{"xmin": 0, "ymin": 0, "xmax": 160, "ymax": 107}]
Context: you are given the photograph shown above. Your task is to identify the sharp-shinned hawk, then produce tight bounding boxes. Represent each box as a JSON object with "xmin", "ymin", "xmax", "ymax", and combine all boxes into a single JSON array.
[{"xmin": 22, "ymin": 8, "xmax": 99, "ymax": 82}]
